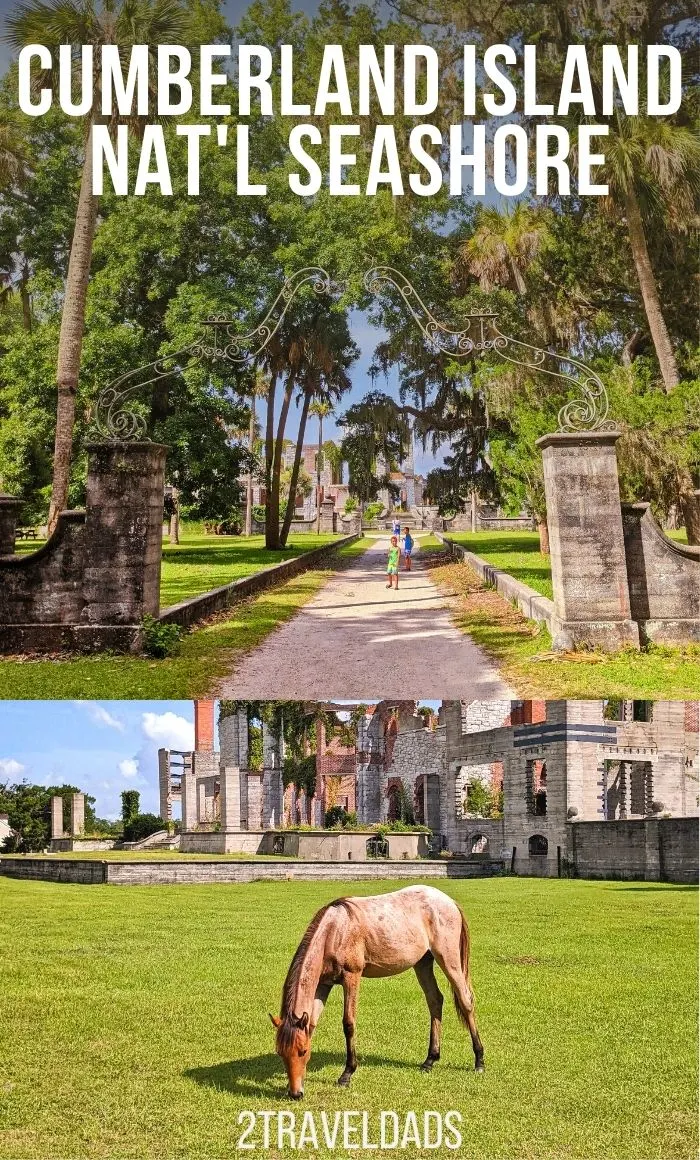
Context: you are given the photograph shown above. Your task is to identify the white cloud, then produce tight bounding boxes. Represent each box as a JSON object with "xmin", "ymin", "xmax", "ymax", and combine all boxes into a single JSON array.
[
  {"xmin": 118, "ymin": 758, "xmax": 139, "ymax": 779},
  {"xmin": 73, "ymin": 702, "xmax": 125, "ymax": 732},
  {"xmin": 141, "ymin": 711, "xmax": 194, "ymax": 752},
  {"xmin": 0, "ymin": 757, "xmax": 25, "ymax": 779}
]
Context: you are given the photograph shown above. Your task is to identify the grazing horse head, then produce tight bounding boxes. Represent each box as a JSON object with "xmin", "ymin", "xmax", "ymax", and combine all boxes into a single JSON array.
[{"xmin": 270, "ymin": 1011, "xmax": 311, "ymax": 1098}]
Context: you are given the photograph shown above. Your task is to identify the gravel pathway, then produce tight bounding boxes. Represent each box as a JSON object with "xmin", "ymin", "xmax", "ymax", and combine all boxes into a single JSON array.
[{"xmin": 217, "ymin": 536, "xmax": 515, "ymax": 700}]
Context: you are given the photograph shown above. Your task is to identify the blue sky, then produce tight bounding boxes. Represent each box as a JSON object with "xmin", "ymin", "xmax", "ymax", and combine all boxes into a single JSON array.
[
  {"xmin": 0, "ymin": 700, "xmax": 195, "ymax": 819},
  {"xmin": 0, "ymin": 699, "xmax": 441, "ymax": 820}
]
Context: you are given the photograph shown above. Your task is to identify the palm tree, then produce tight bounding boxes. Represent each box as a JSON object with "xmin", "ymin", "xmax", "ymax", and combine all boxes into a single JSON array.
[
  {"xmin": 278, "ymin": 322, "xmax": 352, "ymax": 548},
  {"xmin": 457, "ymin": 203, "xmax": 551, "ymax": 296},
  {"xmin": 244, "ymin": 370, "xmax": 268, "ymax": 536},
  {"xmin": 591, "ymin": 111, "xmax": 700, "ymax": 394},
  {"xmin": 309, "ymin": 399, "xmax": 334, "ymax": 533},
  {"xmin": 5, "ymin": 0, "xmax": 189, "ymax": 532},
  {"xmin": 0, "ymin": 110, "xmax": 33, "ymax": 331}
]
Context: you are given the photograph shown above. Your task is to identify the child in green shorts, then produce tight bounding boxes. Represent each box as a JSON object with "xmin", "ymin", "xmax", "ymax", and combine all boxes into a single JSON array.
[{"xmin": 386, "ymin": 535, "xmax": 401, "ymax": 589}]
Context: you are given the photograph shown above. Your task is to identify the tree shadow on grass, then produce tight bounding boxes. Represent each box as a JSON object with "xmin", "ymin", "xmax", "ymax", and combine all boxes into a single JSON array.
[
  {"xmin": 185, "ymin": 1050, "xmax": 464, "ymax": 1098},
  {"xmin": 604, "ymin": 883, "xmax": 698, "ymax": 892}
]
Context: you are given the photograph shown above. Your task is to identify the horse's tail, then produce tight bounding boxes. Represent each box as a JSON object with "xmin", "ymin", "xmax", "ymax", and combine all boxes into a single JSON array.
[{"xmin": 451, "ymin": 908, "xmax": 474, "ymax": 1028}]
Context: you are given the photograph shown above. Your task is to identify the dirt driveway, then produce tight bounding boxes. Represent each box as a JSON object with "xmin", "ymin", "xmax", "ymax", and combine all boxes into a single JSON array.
[{"xmin": 217, "ymin": 536, "xmax": 515, "ymax": 700}]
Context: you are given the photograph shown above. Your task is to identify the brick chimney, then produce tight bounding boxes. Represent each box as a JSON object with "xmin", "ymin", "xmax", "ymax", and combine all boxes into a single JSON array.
[{"xmin": 194, "ymin": 700, "xmax": 216, "ymax": 751}]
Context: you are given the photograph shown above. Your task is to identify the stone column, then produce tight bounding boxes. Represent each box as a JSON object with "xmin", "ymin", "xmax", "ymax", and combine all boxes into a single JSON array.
[
  {"xmin": 536, "ymin": 431, "xmax": 639, "ymax": 651},
  {"xmin": 70, "ymin": 793, "xmax": 85, "ymax": 836},
  {"xmin": 0, "ymin": 495, "xmax": 23, "ymax": 556},
  {"xmin": 83, "ymin": 442, "xmax": 168, "ymax": 625},
  {"xmin": 51, "ymin": 795, "xmax": 64, "ymax": 840},
  {"xmin": 246, "ymin": 772, "xmax": 264, "ymax": 831},
  {"xmin": 263, "ymin": 768, "xmax": 283, "ymax": 829},
  {"xmin": 220, "ymin": 767, "xmax": 242, "ymax": 830},
  {"xmin": 158, "ymin": 749, "xmax": 170, "ymax": 821},
  {"xmin": 181, "ymin": 765, "xmax": 197, "ymax": 831},
  {"xmin": 319, "ymin": 498, "xmax": 336, "ymax": 533},
  {"xmin": 220, "ymin": 710, "xmax": 246, "ymax": 767}
]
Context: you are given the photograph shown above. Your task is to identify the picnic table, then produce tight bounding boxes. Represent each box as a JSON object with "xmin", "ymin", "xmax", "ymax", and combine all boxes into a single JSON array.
[{"xmin": 16, "ymin": 527, "xmax": 39, "ymax": 540}]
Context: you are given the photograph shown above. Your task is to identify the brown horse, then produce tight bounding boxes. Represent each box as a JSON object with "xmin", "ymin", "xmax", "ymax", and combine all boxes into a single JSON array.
[{"xmin": 270, "ymin": 885, "xmax": 484, "ymax": 1098}]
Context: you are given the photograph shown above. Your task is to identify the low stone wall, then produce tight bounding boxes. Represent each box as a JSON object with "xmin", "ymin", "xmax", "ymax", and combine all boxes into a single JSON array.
[
  {"xmin": 179, "ymin": 830, "xmax": 274, "ymax": 855},
  {"xmin": 50, "ymin": 838, "xmax": 117, "ymax": 852},
  {"xmin": 567, "ymin": 817, "xmax": 698, "ymax": 884},
  {"xmin": 436, "ymin": 533, "xmax": 554, "ymax": 632},
  {"xmin": 0, "ymin": 857, "xmax": 503, "ymax": 886},
  {"xmin": 0, "ymin": 858, "xmax": 107, "ymax": 884},
  {"xmin": 159, "ymin": 534, "xmax": 358, "ymax": 629},
  {"xmin": 622, "ymin": 504, "xmax": 700, "ymax": 644},
  {"xmin": 442, "ymin": 516, "xmax": 534, "ymax": 533}
]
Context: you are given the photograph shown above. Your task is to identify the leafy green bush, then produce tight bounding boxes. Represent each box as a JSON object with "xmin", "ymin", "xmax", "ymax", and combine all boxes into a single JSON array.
[
  {"xmin": 324, "ymin": 806, "xmax": 359, "ymax": 829},
  {"xmin": 363, "ymin": 501, "xmax": 384, "ymax": 521},
  {"xmin": 142, "ymin": 615, "xmax": 182, "ymax": 658},
  {"xmin": 252, "ymin": 504, "xmax": 266, "ymax": 524},
  {"xmin": 371, "ymin": 820, "xmax": 432, "ymax": 835},
  {"xmin": 344, "ymin": 496, "xmax": 358, "ymax": 513},
  {"xmin": 123, "ymin": 813, "xmax": 165, "ymax": 843}
]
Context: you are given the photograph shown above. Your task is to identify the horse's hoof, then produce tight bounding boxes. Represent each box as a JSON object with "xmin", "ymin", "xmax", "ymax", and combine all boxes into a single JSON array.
[
  {"xmin": 337, "ymin": 1074, "xmax": 352, "ymax": 1087},
  {"xmin": 475, "ymin": 1064, "xmax": 485, "ymax": 1075},
  {"xmin": 420, "ymin": 1062, "xmax": 433, "ymax": 1072}
]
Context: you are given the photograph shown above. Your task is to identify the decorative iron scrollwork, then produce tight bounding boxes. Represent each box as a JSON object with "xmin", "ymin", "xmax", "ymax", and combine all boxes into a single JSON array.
[
  {"xmin": 91, "ymin": 267, "xmax": 332, "ymax": 441},
  {"xmin": 364, "ymin": 266, "xmax": 613, "ymax": 432},
  {"xmin": 92, "ymin": 263, "xmax": 611, "ymax": 441}
]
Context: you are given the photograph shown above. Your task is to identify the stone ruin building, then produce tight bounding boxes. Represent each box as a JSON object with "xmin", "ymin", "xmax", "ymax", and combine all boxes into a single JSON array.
[{"xmin": 157, "ymin": 698, "xmax": 699, "ymax": 877}]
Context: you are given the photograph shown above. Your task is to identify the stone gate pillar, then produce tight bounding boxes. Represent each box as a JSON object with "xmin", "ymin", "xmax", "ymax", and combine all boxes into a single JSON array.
[
  {"xmin": 319, "ymin": 498, "xmax": 336, "ymax": 533},
  {"xmin": 536, "ymin": 431, "xmax": 639, "ymax": 651},
  {"xmin": 0, "ymin": 495, "xmax": 22, "ymax": 556},
  {"xmin": 82, "ymin": 442, "xmax": 168, "ymax": 628}
]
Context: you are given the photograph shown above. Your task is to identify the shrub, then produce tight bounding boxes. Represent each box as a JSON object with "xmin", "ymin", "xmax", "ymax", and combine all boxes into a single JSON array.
[
  {"xmin": 343, "ymin": 496, "xmax": 358, "ymax": 513},
  {"xmin": 324, "ymin": 806, "xmax": 359, "ymax": 829},
  {"xmin": 123, "ymin": 813, "xmax": 165, "ymax": 843},
  {"xmin": 363, "ymin": 501, "xmax": 383, "ymax": 521},
  {"xmin": 142, "ymin": 615, "xmax": 182, "ymax": 658},
  {"xmin": 252, "ymin": 504, "xmax": 266, "ymax": 524}
]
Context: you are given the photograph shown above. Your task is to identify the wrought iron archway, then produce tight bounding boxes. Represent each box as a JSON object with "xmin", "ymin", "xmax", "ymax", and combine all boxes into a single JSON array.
[{"xmin": 92, "ymin": 265, "xmax": 612, "ymax": 441}]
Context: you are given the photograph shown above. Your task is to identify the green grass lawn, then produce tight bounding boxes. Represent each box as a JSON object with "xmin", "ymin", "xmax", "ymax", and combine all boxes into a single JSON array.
[
  {"xmin": 447, "ymin": 531, "xmax": 555, "ymax": 598},
  {"xmin": 0, "ymin": 538, "xmax": 372, "ymax": 699},
  {"xmin": 0, "ymin": 851, "xmax": 294, "ymax": 862},
  {"xmin": 446, "ymin": 529, "xmax": 691, "ymax": 602},
  {"xmin": 159, "ymin": 531, "xmax": 341, "ymax": 607},
  {"xmin": 428, "ymin": 552, "xmax": 700, "ymax": 699},
  {"xmin": 0, "ymin": 876, "xmax": 695, "ymax": 1160}
]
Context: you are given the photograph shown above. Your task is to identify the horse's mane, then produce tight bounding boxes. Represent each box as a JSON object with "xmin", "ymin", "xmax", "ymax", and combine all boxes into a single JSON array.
[{"xmin": 277, "ymin": 899, "xmax": 349, "ymax": 1050}]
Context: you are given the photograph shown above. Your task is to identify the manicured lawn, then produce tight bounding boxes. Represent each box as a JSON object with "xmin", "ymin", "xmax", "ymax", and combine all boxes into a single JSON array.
[
  {"xmin": 0, "ymin": 851, "xmax": 293, "ymax": 861},
  {"xmin": 0, "ymin": 538, "xmax": 372, "ymax": 699},
  {"xmin": 159, "ymin": 531, "xmax": 342, "ymax": 607},
  {"xmin": 0, "ymin": 877, "xmax": 695, "ymax": 1160},
  {"xmin": 428, "ymin": 551, "xmax": 700, "ymax": 699},
  {"xmin": 447, "ymin": 531, "xmax": 554, "ymax": 598},
  {"xmin": 446, "ymin": 528, "xmax": 691, "ymax": 602}
]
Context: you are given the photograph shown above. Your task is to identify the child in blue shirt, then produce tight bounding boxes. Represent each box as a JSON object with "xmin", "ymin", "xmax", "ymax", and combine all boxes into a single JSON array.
[{"xmin": 403, "ymin": 528, "xmax": 414, "ymax": 571}]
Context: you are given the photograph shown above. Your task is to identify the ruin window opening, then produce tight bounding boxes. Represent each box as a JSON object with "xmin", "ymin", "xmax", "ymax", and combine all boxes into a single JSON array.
[
  {"xmin": 633, "ymin": 701, "xmax": 653, "ymax": 722},
  {"xmin": 470, "ymin": 833, "xmax": 489, "ymax": 855},
  {"xmin": 529, "ymin": 834, "xmax": 548, "ymax": 856}
]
